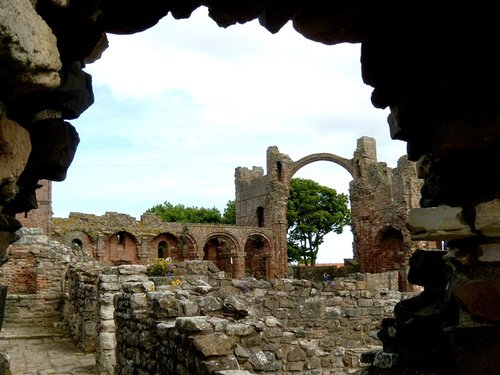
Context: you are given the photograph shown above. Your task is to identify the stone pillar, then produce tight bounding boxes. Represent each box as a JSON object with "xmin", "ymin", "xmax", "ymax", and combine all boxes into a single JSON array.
[
  {"xmin": 232, "ymin": 253, "xmax": 245, "ymax": 279},
  {"xmin": 139, "ymin": 237, "xmax": 148, "ymax": 259},
  {"xmin": 272, "ymin": 220, "xmax": 288, "ymax": 278},
  {"xmin": 97, "ymin": 235, "xmax": 105, "ymax": 262}
]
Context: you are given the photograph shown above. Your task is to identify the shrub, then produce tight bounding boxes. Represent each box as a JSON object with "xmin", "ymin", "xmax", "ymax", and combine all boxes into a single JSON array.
[{"xmin": 147, "ymin": 257, "xmax": 175, "ymax": 277}]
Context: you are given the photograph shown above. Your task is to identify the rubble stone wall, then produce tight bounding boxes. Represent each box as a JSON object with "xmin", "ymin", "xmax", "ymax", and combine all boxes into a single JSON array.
[
  {"xmin": 64, "ymin": 261, "xmax": 404, "ymax": 374},
  {"xmin": 0, "ymin": 228, "xmax": 94, "ymax": 327},
  {"xmin": 15, "ymin": 180, "xmax": 52, "ymax": 237}
]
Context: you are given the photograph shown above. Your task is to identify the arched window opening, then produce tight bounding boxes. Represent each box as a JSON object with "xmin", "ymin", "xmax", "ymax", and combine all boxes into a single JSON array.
[
  {"xmin": 71, "ymin": 238, "xmax": 83, "ymax": 250},
  {"xmin": 276, "ymin": 161, "xmax": 284, "ymax": 182},
  {"xmin": 203, "ymin": 236, "xmax": 236, "ymax": 277},
  {"xmin": 158, "ymin": 241, "xmax": 167, "ymax": 258},
  {"xmin": 257, "ymin": 207, "xmax": 265, "ymax": 227}
]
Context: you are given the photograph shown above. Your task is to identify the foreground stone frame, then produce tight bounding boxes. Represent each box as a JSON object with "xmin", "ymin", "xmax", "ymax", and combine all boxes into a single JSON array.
[{"xmin": 1, "ymin": 1, "xmax": 500, "ymax": 373}]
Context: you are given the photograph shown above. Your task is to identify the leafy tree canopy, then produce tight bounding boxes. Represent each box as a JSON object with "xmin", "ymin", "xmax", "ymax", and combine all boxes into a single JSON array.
[
  {"xmin": 222, "ymin": 200, "xmax": 236, "ymax": 224},
  {"xmin": 287, "ymin": 178, "xmax": 351, "ymax": 266},
  {"xmin": 146, "ymin": 200, "xmax": 236, "ymax": 224}
]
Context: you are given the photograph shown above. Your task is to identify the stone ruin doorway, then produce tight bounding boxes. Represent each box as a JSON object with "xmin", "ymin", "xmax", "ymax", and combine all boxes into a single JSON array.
[
  {"xmin": 373, "ymin": 227, "xmax": 407, "ymax": 290},
  {"xmin": 244, "ymin": 234, "xmax": 271, "ymax": 279},
  {"xmin": 203, "ymin": 235, "xmax": 238, "ymax": 277}
]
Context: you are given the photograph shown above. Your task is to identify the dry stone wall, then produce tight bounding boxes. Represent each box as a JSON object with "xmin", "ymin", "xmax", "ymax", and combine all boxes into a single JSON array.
[{"xmin": 63, "ymin": 260, "xmax": 404, "ymax": 374}]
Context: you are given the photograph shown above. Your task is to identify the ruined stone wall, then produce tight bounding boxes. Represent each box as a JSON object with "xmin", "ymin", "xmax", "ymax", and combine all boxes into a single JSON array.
[
  {"xmin": 63, "ymin": 261, "xmax": 403, "ymax": 374},
  {"xmin": 63, "ymin": 263, "xmax": 103, "ymax": 353},
  {"xmin": 0, "ymin": 228, "xmax": 94, "ymax": 327},
  {"xmin": 235, "ymin": 166, "xmax": 267, "ymax": 227},
  {"xmin": 63, "ymin": 263, "xmax": 150, "ymax": 373},
  {"xmin": 113, "ymin": 271, "xmax": 402, "ymax": 374},
  {"xmin": 52, "ymin": 211, "xmax": 276, "ymax": 278},
  {"xmin": 235, "ymin": 138, "xmax": 436, "ymax": 290},
  {"xmin": 15, "ymin": 180, "xmax": 52, "ymax": 236}
]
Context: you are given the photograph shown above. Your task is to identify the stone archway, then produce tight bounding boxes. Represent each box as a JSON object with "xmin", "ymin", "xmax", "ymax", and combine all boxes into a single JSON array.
[
  {"xmin": 291, "ymin": 153, "xmax": 354, "ymax": 180},
  {"xmin": 148, "ymin": 233, "xmax": 180, "ymax": 260},
  {"xmin": 371, "ymin": 226, "xmax": 411, "ymax": 291},
  {"xmin": 244, "ymin": 234, "xmax": 272, "ymax": 279},
  {"xmin": 62, "ymin": 230, "xmax": 94, "ymax": 258},
  {"xmin": 203, "ymin": 234, "xmax": 239, "ymax": 277},
  {"xmin": 104, "ymin": 231, "xmax": 139, "ymax": 265}
]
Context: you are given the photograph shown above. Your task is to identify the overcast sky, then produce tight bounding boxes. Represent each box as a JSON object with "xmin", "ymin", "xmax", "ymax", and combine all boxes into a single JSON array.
[{"xmin": 51, "ymin": 7, "xmax": 407, "ymax": 263}]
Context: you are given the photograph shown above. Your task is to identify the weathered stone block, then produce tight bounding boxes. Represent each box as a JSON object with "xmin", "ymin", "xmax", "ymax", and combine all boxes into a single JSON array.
[
  {"xmin": 263, "ymin": 296, "xmax": 279, "ymax": 310},
  {"xmin": 130, "ymin": 293, "xmax": 147, "ymax": 310},
  {"xmin": 100, "ymin": 304, "xmax": 114, "ymax": 320},
  {"xmin": 100, "ymin": 319, "xmax": 115, "ymax": 332},
  {"xmin": 248, "ymin": 348, "xmax": 269, "ymax": 371},
  {"xmin": 176, "ymin": 316, "xmax": 213, "ymax": 333},
  {"xmin": 358, "ymin": 298, "xmax": 374, "ymax": 307},
  {"xmin": 0, "ymin": 0, "xmax": 61, "ymax": 95},
  {"xmin": 196, "ymin": 295, "xmax": 222, "ymax": 312},
  {"xmin": 192, "ymin": 333, "xmax": 236, "ymax": 356},
  {"xmin": 0, "ymin": 118, "xmax": 31, "ymax": 202},
  {"xmin": 288, "ymin": 360, "xmax": 305, "ymax": 371},
  {"xmin": 100, "ymin": 282, "xmax": 120, "ymax": 291},
  {"xmin": 288, "ymin": 345, "xmax": 306, "ymax": 361},
  {"xmin": 475, "ymin": 199, "xmax": 500, "ymax": 237},
  {"xmin": 325, "ymin": 306, "xmax": 341, "ymax": 318},
  {"xmin": 454, "ymin": 279, "xmax": 500, "ymax": 322},
  {"xmin": 406, "ymin": 206, "xmax": 475, "ymax": 240},
  {"xmin": 226, "ymin": 323, "xmax": 255, "ymax": 336},
  {"xmin": 478, "ymin": 243, "xmax": 500, "ymax": 263},
  {"xmin": 118, "ymin": 265, "xmax": 147, "ymax": 275},
  {"xmin": 100, "ymin": 332, "xmax": 116, "ymax": 350},
  {"xmin": 181, "ymin": 299, "xmax": 199, "ymax": 316}
]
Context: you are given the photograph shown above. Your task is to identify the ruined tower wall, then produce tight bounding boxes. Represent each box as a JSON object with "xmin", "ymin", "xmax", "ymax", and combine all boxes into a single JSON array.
[
  {"xmin": 0, "ymin": 228, "xmax": 94, "ymax": 327},
  {"xmin": 235, "ymin": 166, "xmax": 267, "ymax": 227},
  {"xmin": 349, "ymin": 138, "xmax": 432, "ymax": 290},
  {"xmin": 15, "ymin": 180, "xmax": 52, "ymax": 236},
  {"xmin": 234, "ymin": 137, "xmax": 435, "ymax": 288}
]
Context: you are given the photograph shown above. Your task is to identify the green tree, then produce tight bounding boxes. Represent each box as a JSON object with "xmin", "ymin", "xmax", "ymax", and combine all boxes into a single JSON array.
[
  {"xmin": 146, "ymin": 201, "xmax": 222, "ymax": 223},
  {"xmin": 222, "ymin": 200, "xmax": 236, "ymax": 224},
  {"xmin": 287, "ymin": 178, "xmax": 351, "ymax": 266}
]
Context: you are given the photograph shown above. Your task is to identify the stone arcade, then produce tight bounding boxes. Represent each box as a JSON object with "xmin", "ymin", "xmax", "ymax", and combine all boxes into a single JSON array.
[{"xmin": 0, "ymin": 1, "xmax": 499, "ymax": 374}]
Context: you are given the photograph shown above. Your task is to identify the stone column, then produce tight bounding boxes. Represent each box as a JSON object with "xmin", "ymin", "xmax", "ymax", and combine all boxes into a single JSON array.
[
  {"xmin": 139, "ymin": 237, "xmax": 148, "ymax": 259},
  {"xmin": 231, "ymin": 253, "xmax": 245, "ymax": 279},
  {"xmin": 97, "ymin": 235, "xmax": 105, "ymax": 262},
  {"xmin": 272, "ymin": 220, "xmax": 288, "ymax": 278}
]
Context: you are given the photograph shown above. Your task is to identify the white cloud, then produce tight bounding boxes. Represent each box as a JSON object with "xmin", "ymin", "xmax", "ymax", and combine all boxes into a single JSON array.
[{"xmin": 53, "ymin": 7, "xmax": 408, "ymax": 263}]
